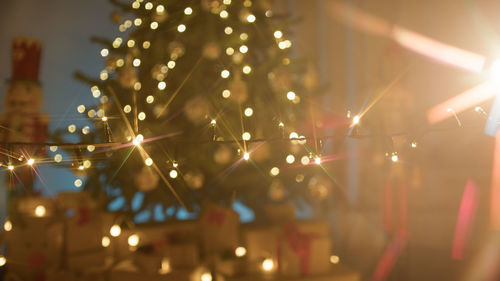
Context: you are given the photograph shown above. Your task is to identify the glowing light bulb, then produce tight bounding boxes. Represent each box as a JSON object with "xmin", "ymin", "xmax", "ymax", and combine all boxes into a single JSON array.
[
  {"xmin": 145, "ymin": 2, "xmax": 153, "ymax": 10},
  {"xmin": 314, "ymin": 157, "xmax": 321, "ymax": 165},
  {"xmin": 242, "ymin": 65, "xmax": 252, "ymax": 74},
  {"xmin": 235, "ymin": 246, "xmax": 247, "ymax": 257},
  {"xmin": 243, "ymin": 152, "xmax": 250, "ymax": 161},
  {"xmin": 352, "ymin": 115, "xmax": 360, "ymax": 125},
  {"xmin": 286, "ymin": 154, "xmax": 295, "ymax": 164},
  {"xmin": 224, "ymin": 26, "xmax": 233, "ymax": 35},
  {"xmin": 391, "ymin": 153, "xmax": 399, "ymax": 163},
  {"xmin": 221, "ymin": 70, "xmax": 230, "ymax": 78},
  {"xmin": 77, "ymin": 105, "xmax": 86, "ymax": 113},
  {"xmin": 287, "ymin": 91, "xmax": 296, "ymax": 100},
  {"xmin": 3, "ymin": 220, "xmax": 12, "ymax": 232},
  {"xmin": 159, "ymin": 258, "xmax": 171, "ymax": 274},
  {"xmin": 145, "ymin": 158, "xmax": 153, "ymax": 166},
  {"xmin": 34, "ymin": 205, "xmax": 46, "ymax": 217},
  {"xmin": 273, "ymin": 30, "xmax": 283, "ymax": 39},
  {"xmin": 7, "ymin": 164, "xmax": 14, "ymax": 171},
  {"xmin": 247, "ymin": 14, "xmax": 256, "ymax": 22},
  {"xmin": 169, "ymin": 169, "xmax": 178, "ymax": 178},
  {"xmin": 133, "ymin": 58, "xmax": 141, "ymax": 67},
  {"xmin": 211, "ymin": 119, "xmax": 217, "ymax": 126},
  {"xmin": 158, "ymin": 81, "xmax": 167, "ymax": 90},
  {"xmin": 127, "ymin": 40, "xmax": 135, "ymax": 48},
  {"xmin": 239, "ymin": 45, "xmax": 248, "ymax": 53},
  {"xmin": 74, "ymin": 179, "xmax": 83, "ymax": 188},
  {"xmin": 223, "ymin": 0, "xmax": 232, "ymax": 4},
  {"xmin": 138, "ymin": 112, "xmax": 146, "ymax": 121},
  {"xmin": 184, "ymin": 7, "xmax": 193, "ymax": 15},
  {"xmin": 330, "ymin": 255, "xmax": 340, "ymax": 264},
  {"xmin": 143, "ymin": 41, "xmax": 151, "ymax": 49},
  {"xmin": 177, "ymin": 24, "xmax": 186, "ymax": 32},
  {"xmin": 301, "ymin": 156, "xmax": 310, "ymax": 165},
  {"xmin": 244, "ymin": 107, "xmax": 253, "ymax": 117},
  {"xmin": 270, "ymin": 167, "xmax": 280, "ymax": 176},
  {"xmin": 54, "ymin": 154, "xmax": 63, "ymax": 163},
  {"xmin": 102, "ymin": 236, "xmax": 111, "ymax": 247},
  {"xmin": 100, "ymin": 48, "xmax": 109, "ymax": 57},
  {"xmin": 222, "ymin": 89, "xmax": 231, "ymax": 98},
  {"xmin": 240, "ymin": 33, "xmax": 248, "ymax": 40},
  {"xmin": 0, "ymin": 256, "xmax": 6, "ymax": 267},
  {"xmin": 128, "ymin": 234, "xmax": 140, "ymax": 247},
  {"xmin": 156, "ymin": 5, "xmax": 165, "ymax": 13},
  {"xmin": 226, "ymin": 47, "xmax": 235, "ymax": 56},
  {"xmin": 411, "ymin": 141, "xmax": 417, "ymax": 148},
  {"xmin": 134, "ymin": 18, "xmax": 142, "ymax": 26},
  {"xmin": 220, "ymin": 10, "xmax": 229, "ymax": 18},
  {"xmin": 261, "ymin": 258, "xmax": 274, "ymax": 272},
  {"xmin": 289, "ymin": 132, "xmax": 299, "ymax": 139},
  {"xmin": 110, "ymin": 224, "xmax": 121, "ymax": 237},
  {"xmin": 150, "ymin": 21, "xmax": 159, "ymax": 30},
  {"xmin": 102, "ymin": 116, "xmax": 108, "ymax": 122},
  {"xmin": 27, "ymin": 158, "xmax": 35, "ymax": 166},
  {"xmin": 242, "ymin": 132, "xmax": 251, "ymax": 141},
  {"xmin": 124, "ymin": 105, "xmax": 132, "ymax": 113},
  {"xmin": 201, "ymin": 272, "xmax": 213, "ymax": 281}
]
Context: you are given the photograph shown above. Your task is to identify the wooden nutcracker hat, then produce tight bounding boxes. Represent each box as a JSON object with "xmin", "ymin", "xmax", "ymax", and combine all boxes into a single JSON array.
[{"xmin": 8, "ymin": 38, "xmax": 42, "ymax": 83}]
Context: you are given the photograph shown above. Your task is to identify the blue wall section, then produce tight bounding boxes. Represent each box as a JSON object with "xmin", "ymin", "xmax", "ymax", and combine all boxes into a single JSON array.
[{"xmin": 0, "ymin": 0, "xmax": 116, "ymax": 221}]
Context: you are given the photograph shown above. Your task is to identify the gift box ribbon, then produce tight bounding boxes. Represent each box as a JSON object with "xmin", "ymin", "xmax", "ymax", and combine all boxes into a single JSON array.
[{"xmin": 277, "ymin": 223, "xmax": 319, "ymax": 276}]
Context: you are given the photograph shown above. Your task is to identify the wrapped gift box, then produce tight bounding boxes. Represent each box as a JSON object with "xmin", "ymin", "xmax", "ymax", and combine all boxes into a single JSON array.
[
  {"xmin": 199, "ymin": 203, "xmax": 240, "ymax": 254},
  {"xmin": 109, "ymin": 259, "xmax": 203, "ymax": 281},
  {"xmin": 279, "ymin": 237, "xmax": 332, "ymax": 277}
]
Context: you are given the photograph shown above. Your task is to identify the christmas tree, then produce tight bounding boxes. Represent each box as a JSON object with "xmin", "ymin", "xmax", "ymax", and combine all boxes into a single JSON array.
[{"xmin": 55, "ymin": 0, "xmax": 322, "ymax": 222}]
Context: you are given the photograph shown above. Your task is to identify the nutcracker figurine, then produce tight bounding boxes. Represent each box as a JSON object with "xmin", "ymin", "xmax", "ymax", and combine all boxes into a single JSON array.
[{"xmin": 0, "ymin": 38, "xmax": 49, "ymax": 194}]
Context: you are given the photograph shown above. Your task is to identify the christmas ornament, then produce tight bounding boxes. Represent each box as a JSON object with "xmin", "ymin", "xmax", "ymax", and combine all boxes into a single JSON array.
[
  {"xmin": 134, "ymin": 166, "xmax": 160, "ymax": 192},
  {"xmin": 202, "ymin": 41, "xmax": 221, "ymax": 60},
  {"xmin": 0, "ymin": 38, "xmax": 49, "ymax": 191},
  {"xmin": 229, "ymin": 73, "xmax": 248, "ymax": 104},
  {"xmin": 184, "ymin": 96, "xmax": 211, "ymax": 124}
]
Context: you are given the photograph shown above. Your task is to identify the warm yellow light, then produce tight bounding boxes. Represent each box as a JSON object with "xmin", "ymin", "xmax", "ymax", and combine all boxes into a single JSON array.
[
  {"xmin": 287, "ymin": 91, "xmax": 296, "ymax": 100},
  {"xmin": 27, "ymin": 158, "xmax": 35, "ymax": 166},
  {"xmin": 102, "ymin": 236, "xmax": 111, "ymax": 247},
  {"xmin": 112, "ymin": 37, "xmax": 122, "ymax": 48},
  {"xmin": 239, "ymin": 45, "xmax": 248, "ymax": 53},
  {"xmin": 54, "ymin": 154, "xmax": 63, "ymax": 163},
  {"xmin": 50, "ymin": 146, "xmax": 58, "ymax": 152},
  {"xmin": 132, "ymin": 1, "xmax": 140, "ymax": 9},
  {"xmin": 270, "ymin": 167, "xmax": 280, "ymax": 176},
  {"xmin": 100, "ymin": 70, "xmax": 108, "ymax": 80},
  {"xmin": 289, "ymin": 132, "xmax": 298, "ymax": 139},
  {"xmin": 169, "ymin": 169, "xmax": 178, "ymax": 179},
  {"xmin": 124, "ymin": 20, "xmax": 132, "ymax": 28},
  {"xmin": 143, "ymin": 41, "xmax": 151, "ymax": 49},
  {"xmin": 134, "ymin": 18, "xmax": 142, "ymax": 26},
  {"xmin": 127, "ymin": 39, "xmax": 136, "ymax": 48},
  {"xmin": 301, "ymin": 156, "xmax": 310, "ymax": 165},
  {"xmin": 156, "ymin": 5, "xmax": 165, "ymax": 13},
  {"xmin": 184, "ymin": 7, "xmax": 193, "ymax": 15},
  {"xmin": 278, "ymin": 41, "xmax": 287, "ymax": 49},
  {"xmin": 87, "ymin": 145, "xmax": 95, "ymax": 152},
  {"xmin": 124, "ymin": 105, "xmax": 132, "ymax": 113},
  {"xmin": 102, "ymin": 116, "xmax": 108, "ymax": 122},
  {"xmin": 261, "ymin": 258, "xmax": 274, "ymax": 272},
  {"xmin": 222, "ymin": 89, "xmax": 231, "ymax": 98},
  {"xmin": 411, "ymin": 141, "xmax": 417, "ymax": 148},
  {"xmin": 100, "ymin": 48, "xmax": 109, "ymax": 57},
  {"xmin": 3, "ymin": 220, "xmax": 12, "ymax": 232},
  {"xmin": 146, "ymin": 95, "xmax": 154, "ymax": 104},
  {"xmin": 128, "ymin": 234, "xmax": 140, "ymax": 247},
  {"xmin": 314, "ymin": 157, "xmax": 321, "ymax": 165},
  {"xmin": 330, "ymin": 255, "xmax": 340, "ymax": 264},
  {"xmin": 242, "ymin": 132, "xmax": 251, "ymax": 141},
  {"xmin": 159, "ymin": 258, "xmax": 171, "ymax": 274},
  {"xmin": 240, "ymin": 33, "xmax": 248, "ymax": 41},
  {"xmin": 247, "ymin": 14, "xmax": 256, "ymax": 23},
  {"xmin": 286, "ymin": 154, "xmax": 295, "ymax": 164},
  {"xmin": 177, "ymin": 24, "xmax": 186, "ymax": 32},
  {"xmin": 145, "ymin": 2, "xmax": 153, "ymax": 10},
  {"xmin": 0, "ymin": 256, "xmax": 6, "ymax": 267},
  {"xmin": 274, "ymin": 30, "xmax": 283, "ymax": 39},
  {"xmin": 243, "ymin": 65, "xmax": 252, "ymax": 74},
  {"xmin": 77, "ymin": 105, "xmax": 86, "ymax": 113},
  {"xmin": 211, "ymin": 119, "xmax": 217, "ymax": 126},
  {"xmin": 223, "ymin": 0, "xmax": 232, "ymax": 4},
  {"xmin": 201, "ymin": 272, "xmax": 213, "ymax": 281},
  {"xmin": 244, "ymin": 107, "xmax": 253, "ymax": 117},
  {"xmin": 235, "ymin": 246, "xmax": 247, "ymax": 257},
  {"xmin": 110, "ymin": 224, "xmax": 121, "ymax": 237},
  {"xmin": 391, "ymin": 153, "xmax": 399, "ymax": 163},
  {"xmin": 34, "ymin": 205, "xmax": 46, "ymax": 217},
  {"xmin": 226, "ymin": 47, "xmax": 235, "ymax": 56},
  {"xmin": 243, "ymin": 152, "xmax": 250, "ymax": 161},
  {"xmin": 266, "ymin": 10, "xmax": 273, "ymax": 17},
  {"xmin": 167, "ymin": 61, "xmax": 176, "ymax": 69},
  {"xmin": 145, "ymin": 158, "xmax": 153, "ymax": 166},
  {"xmin": 243, "ymin": 0, "xmax": 252, "ymax": 7},
  {"xmin": 352, "ymin": 115, "xmax": 360, "ymax": 125},
  {"xmin": 74, "ymin": 179, "xmax": 83, "ymax": 188},
  {"xmin": 133, "ymin": 58, "xmax": 141, "ymax": 67},
  {"xmin": 150, "ymin": 22, "xmax": 159, "ymax": 30},
  {"xmin": 220, "ymin": 10, "xmax": 229, "ymax": 19},
  {"xmin": 78, "ymin": 164, "xmax": 85, "ymax": 170},
  {"xmin": 158, "ymin": 81, "xmax": 167, "ymax": 90},
  {"xmin": 138, "ymin": 112, "xmax": 146, "ymax": 121},
  {"xmin": 83, "ymin": 160, "xmax": 91, "ymax": 168},
  {"xmin": 221, "ymin": 70, "xmax": 230, "ymax": 78},
  {"xmin": 224, "ymin": 26, "xmax": 233, "ymax": 35}
]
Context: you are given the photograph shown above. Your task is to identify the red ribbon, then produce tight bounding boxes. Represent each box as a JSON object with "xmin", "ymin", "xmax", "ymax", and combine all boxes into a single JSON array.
[
  {"xmin": 278, "ymin": 223, "xmax": 319, "ymax": 276},
  {"xmin": 205, "ymin": 208, "xmax": 226, "ymax": 226}
]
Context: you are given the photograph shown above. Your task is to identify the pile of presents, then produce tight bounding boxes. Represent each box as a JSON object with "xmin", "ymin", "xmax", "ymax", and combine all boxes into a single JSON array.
[{"xmin": 0, "ymin": 192, "xmax": 360, "ymax": 281}]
